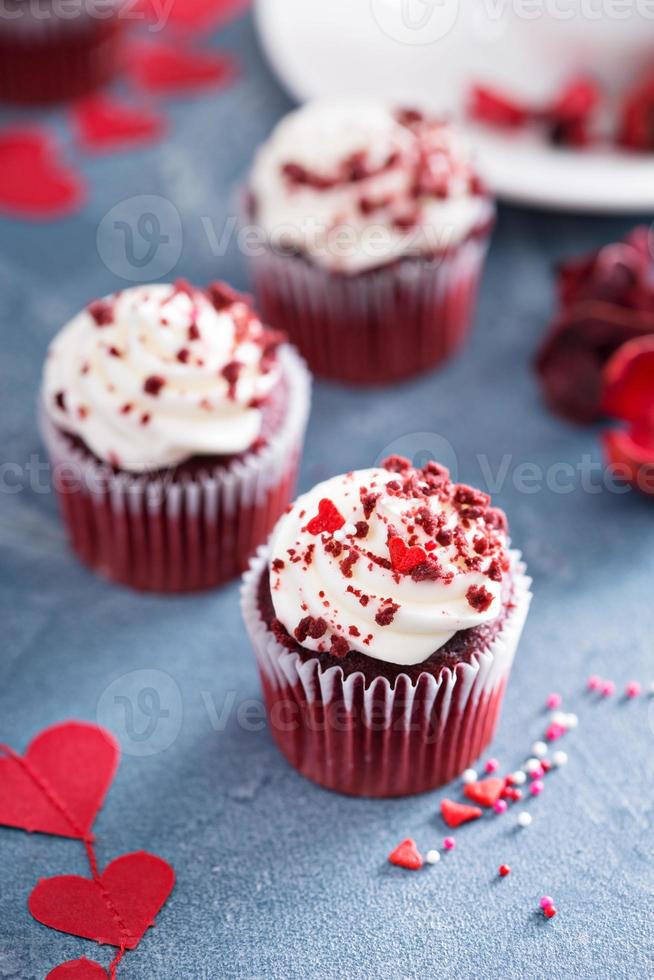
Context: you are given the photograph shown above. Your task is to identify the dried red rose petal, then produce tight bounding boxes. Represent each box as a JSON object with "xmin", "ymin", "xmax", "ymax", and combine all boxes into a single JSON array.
[
  {"xmin": 602, "ymin": 336, "xmax": 654, "ymax": 423},
  {"xmin": 557, "ymin": 228, "xmax": 654, "ymax": 312},
  {"xmin": 602, "ymin": 424, "xmax": 654, "ymax": 495},
  {"xmin": 618, "ymin": 72, "xmax": 654, "ymax": 152},
  {"xmin": 468, "ymin": 84, "xmax": 530, "ymax": 128}
]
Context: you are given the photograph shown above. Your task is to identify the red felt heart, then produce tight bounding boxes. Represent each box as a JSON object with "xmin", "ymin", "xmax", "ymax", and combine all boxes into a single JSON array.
[
  {"xmin": 440, "ymin": 798, "xmax": 483, "ymax": 828},
  {"xmin": 388, "ymin": 536, "xmax": 427, "ymax": 574},
  {"xmin": 30, "ymin": 851, "xmax": 175, "ymax": 950},
  {"xmin": 129, "ymin": 41, "xmax": 236, "ymax": 95},
  {"xmin": 0, "ymin": 128, "xmax": 86, "ymax": 220},
  {"xmin": 139, "ymin": 0, "xmax": 249, "ymax": 33},
  {"xmin": 74, "ymin": 95, "xmax": 166, "ymax": 153},
  {"xmin": 463, "ymin": 777, "xmax": 505, "ymax": 808},
  {"xmin": 47, "ymin": 959, "xmax": 108, "ymax": 980},
  {"xmin": 306, "ymin": 498, "xmax": 345, "ymax": 535},
  {"xmin": 388, "ymin": 838, "xmax": 423, "ymax": 870},
  {"xmin": 0, "ymin": 722, "xmax": 119, "ymax": 840}
]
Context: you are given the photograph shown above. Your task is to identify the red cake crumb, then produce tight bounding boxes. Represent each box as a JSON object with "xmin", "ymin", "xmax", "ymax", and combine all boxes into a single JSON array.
[
  {"xmin": 54, "ymin": 391, "xmax": 66, "ymax": 412},
  {"xmin": 87, "ymin": 299, "xmax": 113, "ymax": 326},
  {"xmin": 330, "ymin": 635, "xmax": 350, "ymax": 658},
  {"xmin": 188, "ymin": 321, "xmax": 201, "ymax": 341},
  {"xmin": 144, "ymin": 375, "xmax": 165, "ymax": 396},
  {"xmin": 466, "ymin": 584, "xmax": 494, "ymax": 612},
  {"xmin": 295, "ymin": 616, "xmax": 328, "ymax": 643},
  {"xmin": 375, "ymin": 601, "xmax": 400, "ymax": 627}
]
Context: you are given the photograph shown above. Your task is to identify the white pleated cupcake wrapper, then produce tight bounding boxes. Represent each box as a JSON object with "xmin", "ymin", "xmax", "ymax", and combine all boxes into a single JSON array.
[
  {"xmin": 242, "ymin": 546, "xmax": 532, "ymax": 736},
  {"xmin": 40, "ymin": 345, "xmax": 311, "ymax": 589}
]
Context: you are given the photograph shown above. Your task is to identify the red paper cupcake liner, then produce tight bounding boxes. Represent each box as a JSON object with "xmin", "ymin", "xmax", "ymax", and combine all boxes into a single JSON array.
[
  {"xmin": 242, "ymin": 548, "xmax": 531, "ymax": 797},
  {"xmin": 40, "ymin": 346, "xmax": 311, "ymax": 592},
  {"xmin": 0, "ymin": 4, "xmax": 124, "ymax": 104},
  {"xmin": 249, "ymin": 214, "xmax": 494, "ymax": 385}
]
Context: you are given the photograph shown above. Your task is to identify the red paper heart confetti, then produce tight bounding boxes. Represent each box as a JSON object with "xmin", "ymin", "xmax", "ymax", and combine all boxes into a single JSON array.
[
  {"xmin": 388, "ymin": 536, "xmax": 427, "ymax": 574},
  {"xmin": 388, "ymin": 838, "xmax": 423, "ymax": 870},
  {"xmin": 306, "ymin": 498, "xmax": 345, "ymax": 535},
  {"xmin": 30, "ymin": 851, "xmax": 175, "ymax": 950},
  {"xmin": 440, "ymin": 798, "xmax": 483, "ymax": 828},
  {"xmin": 47, "ymin": 959, "xmax": 109, "ymax": 980},
  {"xmin": 0, "ymin": 722, "xmax": 119, "ymax": 840},
  {"xmin": 73, "ymin": 95, "xmax": 166, "ymax": 154},
  {"xmin": 128, "ymin": 41, "xmax": 237, "ymax": 95},
  {"xmin": 0, "ymin": 128, "xmax": 86, "ymax": 220},
  {"xmin": 139, "ymin": 0, "xmax": 250, "ymax": 34},
  {"xmin": 463, "ymin": 777, "xmax": 505, "ymax": 808}
]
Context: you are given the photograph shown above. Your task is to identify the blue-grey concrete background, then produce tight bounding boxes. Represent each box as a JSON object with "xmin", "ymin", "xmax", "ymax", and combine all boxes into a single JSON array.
[{"xmin": 1, "ymin": 12, "xmax": 654, "ymax": 980}]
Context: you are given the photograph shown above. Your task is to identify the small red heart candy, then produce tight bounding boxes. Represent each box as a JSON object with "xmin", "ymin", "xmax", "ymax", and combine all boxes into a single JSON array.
[
  {"xmin": 388, "ymin": 838, "xmax": 423, "ymax": 870},
  {"xmin": 464, "ymin": 777, "xmax": 505, "ymax": 808},
  {"xmin": 0, "ymin": 128, "xmax": 85, "ymax": 220},
  {"xmin": 388, "ymin": 536, "xmax": 426, "ymax": 574},
  {"xmin": 47, "ymin": 959, "xmax": 108, "ymax": 980},
  {"xmin": 306, "ymin": 498, "xmax": 345, "ymax": 535},
  {"xmin": 74, "ymin": 95, "xmax": 166, "ymax": 153},
  {"xmin": 129, "ymin": 41, "xmax": 236, "ymax": 95},
  {"xmin": 440, "ymin": 798, "xmax": 483, "ymax": 828}
]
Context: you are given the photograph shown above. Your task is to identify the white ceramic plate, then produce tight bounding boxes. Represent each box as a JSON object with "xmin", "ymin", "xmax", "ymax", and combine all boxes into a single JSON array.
[{"xmin": 254, "ymin": 0, "xmax": 654, "ymax": 213}]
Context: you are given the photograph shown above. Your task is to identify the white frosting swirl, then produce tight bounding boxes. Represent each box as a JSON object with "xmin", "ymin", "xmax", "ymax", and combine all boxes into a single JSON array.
[
  {"xmin": 269, "ymin": 463, "xmax": 510, "ymax": 667},
  {"xmin": 43, "ymin": 283, "xmax": 282, "ymax": 472},
  {"xmin": 250, "ymin": 100, "xmax": 490, "ymax": 275}
]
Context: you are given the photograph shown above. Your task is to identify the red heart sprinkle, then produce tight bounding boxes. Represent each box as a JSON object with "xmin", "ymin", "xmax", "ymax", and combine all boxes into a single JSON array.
[
  {"xmin": 0, "ymin": 722, "xmax": 119, "ymax": 840},
  {"xmin": 306, "ymin": 498, "xmax": 345, "ymax": 535},
  {"xmin": 468, "ymin": 84, "xmax": 530, "ymax": 128},
  {"xmin": 0, "ymin": 128, "xmax": 86, "ymax": 220},
  {"xmin": 440, "ymin": 798, "xmax": 483, "ymax": 828},
  {"xmin": 388, "ymin": 838, "xmax": 423, "ymax": 871},
  {"xmin": 129, "ymin": 41, "xmax": 236, "ymax": 95},
  {"xmin": 47, "ymin": 959, "xmax": 109, "ymax": 980},
  {"xmin": 602, "ymin": 336, "xmax": 654, "ymax": 424},
  {"xmin": 463, "ymin": 777, "xmax": 505, "ymax": 808},
  {"xmin": 388, "ymin": 536, "xmax": 427, "ymax": 574},
  {"xmin": 73, "ymin": 95, "xmax": 166, "ymax": 154},
  {"xmin": 29, "ymin": 851, "xmax": 175, "ymax": 950}
]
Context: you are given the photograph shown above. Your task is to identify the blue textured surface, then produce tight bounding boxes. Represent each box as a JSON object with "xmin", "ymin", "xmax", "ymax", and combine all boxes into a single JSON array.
[{"xmin": 2, "ymin": 13, "xmax": 654, "ymax": 980}]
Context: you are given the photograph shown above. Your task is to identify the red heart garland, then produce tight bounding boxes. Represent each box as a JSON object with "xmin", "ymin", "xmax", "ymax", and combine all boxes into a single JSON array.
[
  {"xmin": 30, "ymin": 851, "xmax": 175, "ymax": 950},
  {"xmin": 463, "ymin": 777, "xmax": 505, "ymax": 808},
  {"xmin": 0, "ymin": 722, "xmax": 119, "ymax": 839},
  {"xmin": 388, "ymin": 536, "xmax": 427, "ymax": 574},
  {"xmin": 0, "ymin": 128, "xmax": 86, "ymax": 220},
  {"xmin": 73, "ymin": 95, "xmax": 166, "ymax": 153},
  {"xmin": 387, "ymin": 838, "xmax": 423, "ymax": 870},
  {"xmin": 129, "ymin": 41, "xmax": 236, "ymax": 95},
  {"xmin": 440, "ymin": 798, "xmax": 483, "ymax": 828},
  {"xmin": 47, "ymin": 959, "xmax": 109, "ymax": 980},
  {"xmin": 306, "ymin": 498, "xmax": 346, "ymax": 535}
]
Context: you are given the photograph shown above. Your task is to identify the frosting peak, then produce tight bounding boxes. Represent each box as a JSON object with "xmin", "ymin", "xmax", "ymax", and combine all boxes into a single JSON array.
[
  {"xmin": 269, "ymin": 458, "xmax": 510, "ymax": 667},
  {"xmin": 43, "ymin": 282, "xmax": 284, "ymax": 472}
]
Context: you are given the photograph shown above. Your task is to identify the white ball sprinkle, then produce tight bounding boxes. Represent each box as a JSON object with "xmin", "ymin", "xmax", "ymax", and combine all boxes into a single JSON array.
[
  {"xmin": 332, "ymin": 529, "xmax": 346, "ymax": 542},
  {"xmin": 552, "ymin": 750, "xmax": 568, "ymax": 767},
  {"xmin": 565, "ymin": 713, "xmax": 579, "ymax": 729},
  {"xmin": 511, "ymin": 770, "xmax": 527, "ymax": 786},
  {"xmin": 524, "ymin": 758, "xmax": 542, "ymax": 774},
  {"xmin": 649, "ymin": 681, "xmax": 654, "ymax": 695},
  {"xmin": 517, "ymin": 811, "xmax": 533, "ymax": 828},
  {"xmin": 550, "ymin": 711, "xmax": 568, "ymax": 727},
  {"xmin": 426, "ymin": 850, "xmax": 441, "ymax": 865},
  {"xmin": 343, "ymin": 523, "xmax": 357, "ymax": 536},
  {"xmin": 462, "ymin": 768, "xmax": 478, "ymax": 784},
  {"xmin": 532, "ymin": 741, "xmax": 548, "ymax": 758}
]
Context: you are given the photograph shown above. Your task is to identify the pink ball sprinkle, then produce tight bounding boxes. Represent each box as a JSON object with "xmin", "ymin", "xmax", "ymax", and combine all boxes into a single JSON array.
[
  {"xmin": 626, "ymin": 681, "xmax": 641, "ymax": 699},
  {"xmin": 539, "ymin": 895, "xmax": 554, "ymax": 909},
  {"xmin": 530, "ymin": 766, "xmax": 545, "ymax": 781},
  {"xmin": 545, "ymin": 723, "xmax": 566, "ymax": 741},
  {"xmin": 493, "ymin": 799, "xmax": 508, "ymax": 814},
  {"xmin": 546, "ymin": 692, "xmax": 562, "ymax": 709},
  {"xmin": 443, "ymin": 837, "xmax": 456, "ymax": 851},
  {"xmin": 587, "ymin": 674, "xmax": 602, "ymax": 691},
  {"xmin": 484, "ymin": 758, "xmax": 500, "ymax": 774},
  {"xmin": 601, "ymin": 680, "xmax": 616, "ymax": 697},
  {"xmin": 530, "ymin": 780, "xmax": 544, "ymax": 797}
]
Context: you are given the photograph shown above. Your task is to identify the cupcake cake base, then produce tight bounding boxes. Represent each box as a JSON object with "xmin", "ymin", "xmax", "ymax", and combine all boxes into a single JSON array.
[{"xmin": 242, "ymin": 547, "xmax": 531, "ymax": 797}]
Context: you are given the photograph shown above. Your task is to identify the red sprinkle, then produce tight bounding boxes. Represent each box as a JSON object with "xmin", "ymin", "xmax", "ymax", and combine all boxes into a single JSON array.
[
  {"xmin": 498, "ymin": 864, "xmax": 511, "ymax": 878},
  {"xmin": 440, "ymin": 798, "xmax": 482, "ymax": 828},
  {"xmin": 144, "ymin": 375, "xmax": 165, "ymax": 396},
  {"xmin": 306, "ymin": 498, "xmax": 345, "ymax": 536},
  {"xmin": 388, "ymin": 838, "xmax": 423, "ymax": 871},
  {"xmin": 543, "ymin": 905, "xmax": 557, "ymax": 919},
  {"xmin": 87, "ymin": 299, "xmax": 113, "ymax": 325},
  {"xmin": 388, "ymin": 536, "xmax": 427, "ymax": 575}
]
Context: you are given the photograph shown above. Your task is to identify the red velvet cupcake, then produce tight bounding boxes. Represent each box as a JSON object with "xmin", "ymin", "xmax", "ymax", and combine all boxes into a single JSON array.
[
  {"xmin": 40, "ymin": 281, "xmax": 311, "ymax": 592},
  {"xmin": 0, "ymin": 0, "xmax": 124, "ymax": 104},
  {"xmin": 242, "ymin": 457, "xmax": 531, "ymax": 797},
  {"xmin": 248, "ymin": 101, "xmax": 495, "ymax": 385}
]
